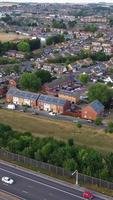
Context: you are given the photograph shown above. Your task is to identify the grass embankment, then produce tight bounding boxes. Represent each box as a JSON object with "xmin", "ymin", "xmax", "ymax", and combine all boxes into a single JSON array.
[
  {"xmin": 0, "ymin": 32, "xmax": 30, "ymax": 42},
  {"xmin": 0, "ymin": 109, "xmax": 113, "ymax": 153}
]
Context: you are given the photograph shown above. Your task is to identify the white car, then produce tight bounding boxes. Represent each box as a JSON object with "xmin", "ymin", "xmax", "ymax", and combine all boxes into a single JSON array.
[
  {"xmin": 2, "ymin": 176, "xmax": 14, "ymax": 184},
  {"xmin": 49, "ymin": 112, "xmax": 56, "ymax": 116}
]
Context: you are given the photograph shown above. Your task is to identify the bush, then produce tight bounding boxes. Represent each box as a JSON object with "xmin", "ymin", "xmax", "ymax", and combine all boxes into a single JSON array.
[
  {"xmin": 76, "ymin": 122, "xmax": 82, "ymax": 128},
  {"xmin": 95, "ymin": 117, "xmax": 102, "ymax": 126}
]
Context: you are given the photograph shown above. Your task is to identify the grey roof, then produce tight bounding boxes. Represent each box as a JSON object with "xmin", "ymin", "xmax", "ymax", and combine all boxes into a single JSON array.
[
  {"xmin": 7, "ymin": 87, "xmax": 40, "ymax": 101},
  {"xmin": 89, "ymin": 100, "xmax": 104, "ymax": 114},
  {"xmin": 38, "ymin": 94, "xmax": 67, "ymax": 106},
  {"xmin": 45, "ymin": 74, "xmax": 74, "ymax": 88},
  {"xmin": 59, "ymin": 90, "xmax": 80, "ymax": 97},
  {"xmin": 7, "ymin": 87, "xmax": 68, "ymax": 106}
]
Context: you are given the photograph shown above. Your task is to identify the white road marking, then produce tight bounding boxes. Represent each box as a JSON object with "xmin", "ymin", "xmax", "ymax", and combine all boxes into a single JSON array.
[
  {"xmin": 28, "ymin": 185, "xmax": 32, "ymax": 188},
  {"xmin": 0, "ymin": 188, "xmax": 26, "ymax": 200},
  {"xmin": 0, "ymin": 167, "xmax": 84, "ymax": 199},
  {"xmin": 2, "ymin": 183, "xmax": 8, "ymax": 186},
  {"xmin": 22, "ymin": 190, "xmax": 28, "ymax": 194}
]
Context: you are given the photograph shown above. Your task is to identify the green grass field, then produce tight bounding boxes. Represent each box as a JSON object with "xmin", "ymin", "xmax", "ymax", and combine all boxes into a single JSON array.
[{"xmin": 0, "ymin": 109, "xmax": 113, "ymax": 153}]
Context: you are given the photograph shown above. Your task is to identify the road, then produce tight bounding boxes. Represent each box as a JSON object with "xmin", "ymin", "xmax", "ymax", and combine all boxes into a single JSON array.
[
  {"xmin": 0, "ymin": 190, "xmax": 21, "ymax": 200},
  {"xmin": 0, "ymin": 162, "xmax": 106, "ymax": 200}
]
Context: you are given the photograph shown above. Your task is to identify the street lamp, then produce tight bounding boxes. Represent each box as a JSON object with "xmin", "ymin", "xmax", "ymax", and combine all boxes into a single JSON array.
[{"xmin": 72, "ymin": 170, "xmax": 78, "ymax": 185}]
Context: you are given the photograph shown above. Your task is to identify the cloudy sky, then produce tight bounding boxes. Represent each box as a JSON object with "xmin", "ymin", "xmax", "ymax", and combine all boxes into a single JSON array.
[{"xmin": 1, "ymin": 0, "xmax": 113, "ymax": 3}]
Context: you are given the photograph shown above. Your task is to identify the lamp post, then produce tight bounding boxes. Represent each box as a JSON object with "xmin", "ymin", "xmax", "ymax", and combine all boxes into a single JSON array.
[{"xmin": 72, "ymin": 170, "xmax": 78, "ymax": 185}]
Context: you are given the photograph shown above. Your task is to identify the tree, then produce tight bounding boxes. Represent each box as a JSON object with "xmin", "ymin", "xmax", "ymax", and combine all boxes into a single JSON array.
[
  {"xmin": 29, "ymin": 38, "xmax": 41, "ymax": 51},
  {"xmin": 84, "ymin": 24, "xmax": 98, "ymax": 33},
  {"xmin": 17, "ymin": 41, "xmax": 30, "ymax": 52},
  {"xmin": 109, "ymin": 18, "xmax": 113, "ymax": 27},
  {"xmin": 76, "ymin": 122, "xmax": 82, "ymax": 128},
  {"xmin": 8, "ymin": 138, "xmax": 20, "ymax": 153},
  {"xmin": 91, "ymin": 51, "xmax": 110, "ymax": 62},
  {"xmin": 95, "ymin": 117, "xmax": 102, "ymax": 126},
  {"xmin": 52, "ymin": 19, "xmax": 66, "ymax": 29},
  {"xmin": 106, "ymin": 153, "xmax": 113, "ymax": 178},
  {"xmin": 88, "ymin": 83, "xmax": 113, "ymax": 105},
  {"xmin": 68, "ymin": 20, "xmax": 77, "ymax": 28},
  {"xmin": 79, "ymin": 73, "xmax": 89, "ymax": 84},
  {"xmin": 107, "ymin": 122, "xmax": 113, "ymax": 133},
  {"xmin": 63, "ymin": 158, "xmax": 77, "ymax": 172},
  {"xmin": 19, "ymin": 72, "xmax": 41, "ymax": 92},
  {"xmin": 46, "ymin": 34, "xmax": 65, "ymax": 46},
  {"xmin": 35, "ymin": 70, "xmax": 52, "ymax": 84},
  {"xmin": 68, "ymin": 138, "xmax": 74, "ymax": 146}
]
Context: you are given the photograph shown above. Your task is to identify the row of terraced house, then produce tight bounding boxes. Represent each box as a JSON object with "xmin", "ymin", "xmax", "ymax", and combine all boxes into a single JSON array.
[{"xmin": 6, "ymin": 87, "xmax": 70, "ymax": 114}]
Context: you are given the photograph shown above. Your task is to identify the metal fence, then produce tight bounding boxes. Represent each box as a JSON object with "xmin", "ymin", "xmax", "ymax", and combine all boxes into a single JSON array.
[{"xmin": 0, "ymin": 149, "xmax": 113, "ymax": 190}]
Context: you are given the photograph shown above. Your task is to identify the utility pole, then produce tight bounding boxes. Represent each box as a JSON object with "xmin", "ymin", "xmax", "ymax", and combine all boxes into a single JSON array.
[{"xmin": 72, "ymin": 170, "xmax": 78, "ymax": 185}]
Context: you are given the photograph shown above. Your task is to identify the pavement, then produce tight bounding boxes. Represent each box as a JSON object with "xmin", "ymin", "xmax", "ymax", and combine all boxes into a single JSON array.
[{"xmin": 0, "ymin": 161, "xmax": 112, "ymax": 200}]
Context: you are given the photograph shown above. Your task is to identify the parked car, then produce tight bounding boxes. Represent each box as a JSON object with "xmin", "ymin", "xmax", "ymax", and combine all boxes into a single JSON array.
[
  {"xmin": 73, "ymin": 119, "xmax": 79, "ymax": 123},
  {"xmin": 49, "ymin": 111, "xmax": 56, "ymax": 116},
  {"xmin": 2, "ymin": 176, "xmax": 14, "ymax": 184},
  {"xmin": 83, "ymin": 191, "xmax": 94, "ymax": 199},
  {"xmin": 7, "ymin": 104, "xmax": 15, "ymax": 110}
]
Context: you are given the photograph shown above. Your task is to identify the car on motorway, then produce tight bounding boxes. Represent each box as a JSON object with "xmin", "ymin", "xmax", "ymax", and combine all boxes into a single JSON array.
[
  {"xmin": 83, "ymin": 191, "xmax": 94, "ymax": 199},
  {"xmin": 2, "ymin": 176, "xmax": 14, "ymax": 184}
]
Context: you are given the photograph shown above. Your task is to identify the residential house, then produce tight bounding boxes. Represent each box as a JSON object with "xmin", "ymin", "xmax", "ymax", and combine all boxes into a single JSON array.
[
  {"xmin": 6, "ymin": 87, "xmax": 40, "ymax": 108},
  {"xmin": 76, "ymin": 58, "xmax": 93, "ymax": 68},
  {"xmin": 43, "ymin": 74, "xmax": 74, "ymax": 94},
  {"xmin": 6, "ymin": 50, "xmax": 25, "ymax": 59},
  {"xmin": 80, "ymin": 16, "xmax": 107, "ymax": 23},
  {"xmin": 9, "ymin": 79, "xmax": 17, "ymax": 87},
  {"xmin": 38, "ymin": 94, "xmax": 70, "ymax": 113},
  {"xmin": 6, "ymin": 87, "xmax": 70, "ymax": 113},
  {"xmin": 81, "ymin": 100, "xmax": 104, "ymax": 120},
  {"xmin": 0, "ymin": 86, "xmax": 7, "ymax": 97},
  {"xmin": 58, "ymin": 90, "xmax": 80, "ymax": 103}
]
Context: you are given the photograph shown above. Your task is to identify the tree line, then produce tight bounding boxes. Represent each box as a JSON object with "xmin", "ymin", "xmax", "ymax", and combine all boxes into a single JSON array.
[
  {"xmin": 47, "ymin": 51, "xmax": 111, "ymax": 64},
  {"xmin": 0, "ymin": 123, "xmax": 113, "ymax": 181},
  {"xmin": 0, "ymin": 38, "xmax": 41, "ymax": 55}
]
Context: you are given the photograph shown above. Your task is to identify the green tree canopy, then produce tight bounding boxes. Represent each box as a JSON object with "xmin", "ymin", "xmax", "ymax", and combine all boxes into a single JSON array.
[
  {"xmin": 17, "ymin": 41, "xmax": 30, "ymax": 52},
  {"xmin": 35, "ymin": 70, "xmax": 52, "ymax": 84},
  {"xmin": 52, "ymin": 19, "xmax": 66, "ymax": 29},
  {"xmin": 88, "ymin": 83, "xmax": 113, "ymax": 105},
  {"xmin": 68, "ymin": 20, "xmax": 77, "ymax": 28},
  {"xmin": 19, "ymin": 72, "xmax": 41, "ymax": 92},
  {"xmin": 79, "ymin": 73, "xmax": 89, "ymax": 84},
  {"xmin": 84, "ymin": 24, "xmax": 98, "ymax": 33}
]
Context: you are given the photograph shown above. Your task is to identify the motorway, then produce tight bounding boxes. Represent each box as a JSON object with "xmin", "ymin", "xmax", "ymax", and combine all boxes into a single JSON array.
[
  {"xmin": 0, "ymin": 190, "xmax": 21, "ymax": 200},
  {"xmin": 0, "ymin": 162, "xmax": 108, "ymax": 200}
]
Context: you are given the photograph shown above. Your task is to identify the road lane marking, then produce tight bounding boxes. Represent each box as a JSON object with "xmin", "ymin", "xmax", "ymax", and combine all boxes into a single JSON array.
[
  {"xmin": 27, "ymin": 185, "xmax": 32, "ymax": 188},
  {"xmin": 22, "ymin": 190, "xmax": 28, "ymax": 194},
  {"xmin": 2, "ymin": 183, "xmax": 8, "ymax": 186},
  {"xmin": 0, "ymin": 189, "xmax": 26, "ymax": 200},
  {"xmin": 0, "ymin": 167, "xmax": 84, "ymax": 199}
]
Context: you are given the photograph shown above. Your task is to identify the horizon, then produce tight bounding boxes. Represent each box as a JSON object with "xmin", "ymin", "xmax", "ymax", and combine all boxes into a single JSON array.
[{"xmin": 0, "ymin": 0, "xmax": 113, "ymax": 4}]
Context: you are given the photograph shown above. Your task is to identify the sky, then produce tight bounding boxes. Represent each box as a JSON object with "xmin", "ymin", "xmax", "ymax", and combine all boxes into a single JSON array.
[{"xmin": 1, "ymin": 0, "xmax": 113, "ymax": 3}]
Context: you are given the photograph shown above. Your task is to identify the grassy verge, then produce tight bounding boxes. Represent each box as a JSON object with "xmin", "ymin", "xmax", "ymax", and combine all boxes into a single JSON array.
[{"xmin": 0, "ymin": 109, "xmax": 113, "ymax": 153}]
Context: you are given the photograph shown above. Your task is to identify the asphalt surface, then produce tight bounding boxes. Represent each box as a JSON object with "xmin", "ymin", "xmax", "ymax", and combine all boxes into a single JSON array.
[
  {"xmin": 0, "ymin": 162, "xmax": 107, "ymax": 200},
  {"xmin": 0, "ymin": 190, "xmax": 20, "ymax": 200}
]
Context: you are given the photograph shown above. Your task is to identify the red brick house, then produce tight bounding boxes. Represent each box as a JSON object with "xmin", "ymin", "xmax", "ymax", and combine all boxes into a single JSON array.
[
  {"xmin": 43, "ymin": 74, "xmax": 74, "ymax": 95},
  {"xmin": 37, "ymin": 94, "xmax": 70, "ymax": 114},
  {"xmin": 9, "ymin": 79, "xmax": 17, "ymax": 87},
  {"xmin": 81, "ymin": 100, "xmax": 104, "ymax": 121},
  {"xmin": 0, "ymin": 87, "xmax": 7, "ymax": 97}
]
